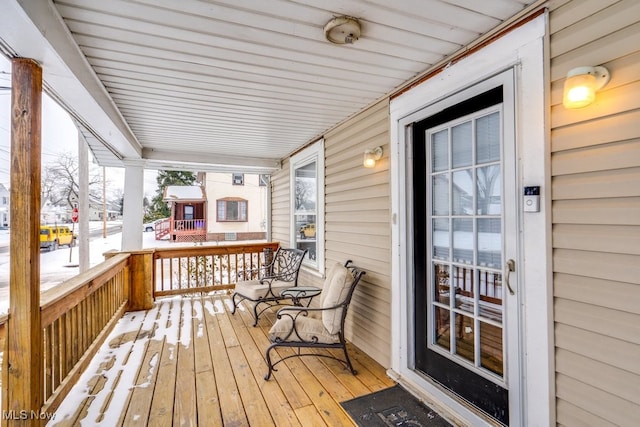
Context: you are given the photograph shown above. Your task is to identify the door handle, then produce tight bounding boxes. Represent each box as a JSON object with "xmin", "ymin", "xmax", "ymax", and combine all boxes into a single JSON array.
[{"xmin": 505, "ymin": 259, "xmax": 516, "ymax": 295}]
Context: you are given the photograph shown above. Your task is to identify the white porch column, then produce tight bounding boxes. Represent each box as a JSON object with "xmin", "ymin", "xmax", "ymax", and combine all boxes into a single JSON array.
[
  {"xmin": 77, "ymin": 128, "xmax": 90, "ymax": 271},
  {"xmin": 121, "ymin": 160, "xmax": 145, "ymax": 251}
]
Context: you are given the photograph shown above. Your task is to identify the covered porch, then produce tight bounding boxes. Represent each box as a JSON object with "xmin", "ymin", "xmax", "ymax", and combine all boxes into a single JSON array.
[
  {"xmin": 52, "ymin": 293, "xmax": 394, "ymax": 426},
  {"xmin": 8, "ymin": 0, "xmax": 635, "ymax": 425},
  {"xmin": 0, "ymin": 242, "xmax": 401, "ymax": 425}
]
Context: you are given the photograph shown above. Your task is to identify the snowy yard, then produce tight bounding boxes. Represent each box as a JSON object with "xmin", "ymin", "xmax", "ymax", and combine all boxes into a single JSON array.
[{"xmin": 0, "ymin": 223, "xmax": 196, "ymax": 314}]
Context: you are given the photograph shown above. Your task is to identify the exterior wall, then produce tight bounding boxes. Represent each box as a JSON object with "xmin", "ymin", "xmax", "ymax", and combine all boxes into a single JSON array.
[
  {"xmin": 324, "ymin": 100, "xmax": 391, "ymax": 367},
  {"xmin": 549, "ymin": 1, "xmax": 640, "ymax": 425},
  {"xmin": 270, "ymin": 159, "xmax": 290, "ymax": 246},
  {"xmin": 88, "ymin": 206, "xmax": 120, "ymax": 221},
  {"xmin": 270, "ymin": 100, "xmax": 391, "ymax": 367},
  {"xmin": 41, "ymin": 200, "xmax": 70, "ymax": 224},
  {"xmin": 205, "ymin": 173, "xmax": 268, "ymax": 241}
]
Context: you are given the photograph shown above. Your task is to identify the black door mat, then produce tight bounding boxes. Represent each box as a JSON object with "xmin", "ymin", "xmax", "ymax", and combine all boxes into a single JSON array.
[{"xmin": 341, "ymin": 385, "xmax": 452, "ymax": 427}]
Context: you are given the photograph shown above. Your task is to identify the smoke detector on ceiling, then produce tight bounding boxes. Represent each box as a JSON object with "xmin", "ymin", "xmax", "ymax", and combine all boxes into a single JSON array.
[{"xmin": 323, "ymin": 16, "xmax": 361, "ymax": 44}]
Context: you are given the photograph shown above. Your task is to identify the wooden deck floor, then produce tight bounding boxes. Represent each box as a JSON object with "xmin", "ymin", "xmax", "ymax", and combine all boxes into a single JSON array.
[{"xmin": 49, "ymin": 293, "xmax": 395, "ymax": 426}]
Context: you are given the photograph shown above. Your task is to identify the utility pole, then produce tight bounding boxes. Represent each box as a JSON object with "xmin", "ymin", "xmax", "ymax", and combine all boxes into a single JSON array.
[{"xmin": 103, "ymin": 166, "xmax": 107, "ymax": 238}]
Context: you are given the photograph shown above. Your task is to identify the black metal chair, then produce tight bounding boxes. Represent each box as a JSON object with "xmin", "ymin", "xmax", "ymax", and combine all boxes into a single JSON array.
[
  {"xmin": 231, "ymin": 247, "xmax": 307, "ymax": 326},
  {"xmin": 264, "ymin": 260, "xmax": 365, "ymax": 380}
]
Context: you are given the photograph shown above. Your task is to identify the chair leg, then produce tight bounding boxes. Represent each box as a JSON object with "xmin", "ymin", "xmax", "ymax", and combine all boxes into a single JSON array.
[
  {"xmin": 264, "ymin": 343, "xmax": 277, "ymax": 380},
  {"xmin": 230, "ymin": 293, "xmax": 238, "ymax": 315},
  {"xmin": 251, "ymin": 301, "xmax": 260, "ymax": 326},
  {"xmin": 231, "ymin": 296, "xmax": 261, "ymax": 326},
  {"xmin": 342, "ymin": 344, "xmax": 357, "ymax": 375}
]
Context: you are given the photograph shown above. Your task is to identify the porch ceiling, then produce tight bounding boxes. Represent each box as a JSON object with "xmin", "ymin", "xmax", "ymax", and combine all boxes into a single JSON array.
[{"xmin": 0, "ymin": 0, "xmax": 536, "ymax": 173}]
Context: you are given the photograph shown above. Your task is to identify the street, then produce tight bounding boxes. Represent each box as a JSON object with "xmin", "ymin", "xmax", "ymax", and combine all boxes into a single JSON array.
[
  {"xmin": 0, "ymin": 222, "xmax": 127, "ymax": 314},
  {"xmin": 0, "ymin": 224, "xmax": 213, "ymax": 314}
]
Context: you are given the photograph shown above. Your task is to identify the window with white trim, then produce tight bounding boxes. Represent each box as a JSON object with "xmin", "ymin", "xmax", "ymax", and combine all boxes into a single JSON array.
[
  {"xmin": 217, "ymin": 198, "xmax": 248, "ymax": 222},
  {"xmin": 290, "ymin": 140, "xmax": 324, "ymax": 272}
]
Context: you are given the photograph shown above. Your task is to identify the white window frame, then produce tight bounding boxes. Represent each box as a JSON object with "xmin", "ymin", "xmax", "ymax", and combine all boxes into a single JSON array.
[
  {"xmin": 290, "ymin": 139, "xmax": 324, "ymax": 273},
  {"xmin": 216, "ymin": 198, "xmax": 248, "ymax": 222}
]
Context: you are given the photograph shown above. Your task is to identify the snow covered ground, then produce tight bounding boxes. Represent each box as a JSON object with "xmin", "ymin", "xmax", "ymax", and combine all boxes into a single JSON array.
[
  {"xmin": 47, "ymin": 295, "xmax": 233, "ymax": 426},
  {"xmin": 0, "ymin": 224, "xmax": 258, "ymax": 421},
  {"xmin": 0, "ymin": 223, "xmax": 196, "ymax": 314}
]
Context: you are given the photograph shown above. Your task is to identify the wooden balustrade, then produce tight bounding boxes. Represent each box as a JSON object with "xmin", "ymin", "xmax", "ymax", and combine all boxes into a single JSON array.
[
  {"xmin": 39, "ymin": 253, "xmax": 130, "ymax": 414},
  {"xmin": 172, "ymin": 218, "xmax": 206, "ymax": 232},
  {"xmin": 165, "ymin": 218, "xmax": 208, "ymax": 243},
  {"xmin": 0, "ymin": 241, "xmax": 280, "ymax": 417},
  {"xmin": 436, "ymin": 264, "xmax": 503, "ymax": 305},
  {"xmin": 152, "ymin": 242, "xmax": 279, "ymax": 297},
  {"xmin": 155, "ymin": 218, "xmax": 170, "ymax": 240}
]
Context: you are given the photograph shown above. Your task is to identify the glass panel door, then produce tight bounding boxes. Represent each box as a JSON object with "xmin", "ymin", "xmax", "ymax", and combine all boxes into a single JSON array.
[
  {"xmin": 429, "ymin": 110, "xmax": 505, "ymax": 379},
  {"xmin": 413, "ymin": 84, "xmax": 516, "ymax": 425}
]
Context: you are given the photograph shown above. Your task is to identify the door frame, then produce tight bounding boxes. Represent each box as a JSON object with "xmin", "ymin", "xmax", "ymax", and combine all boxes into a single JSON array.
[{"xmin": 389, "ymin": 15, "xmax": 553, "ymax": 426}]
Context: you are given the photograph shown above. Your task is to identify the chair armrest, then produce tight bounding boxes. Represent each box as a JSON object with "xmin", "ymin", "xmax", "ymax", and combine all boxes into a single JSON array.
[
  {"xmin": 279, "ymin": 298, "xmax": 347, "ymax": 313},
  {"xmin": 275, "ymin": 301, "xmax": 345, "ymax": 318},
  {"xmin": 276, "ymin": 305, "xmax": 316, "ymax": 316},
  {"xmin": 275, "ymin": 306, "xmax": 312, "ymax": 319}
]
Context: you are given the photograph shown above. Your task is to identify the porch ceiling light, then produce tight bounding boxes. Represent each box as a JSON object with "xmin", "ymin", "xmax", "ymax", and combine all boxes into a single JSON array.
[
  {"xmin": 324, "ymin": 16, "xmax": 361, "ymax": 44},
  {"xmin": 563, "ymin": 65, "xmax": 610, "ymax": 109},
  {"xmin": 363, "ymin": 146, "xmax": 383, "ymax": 168}
]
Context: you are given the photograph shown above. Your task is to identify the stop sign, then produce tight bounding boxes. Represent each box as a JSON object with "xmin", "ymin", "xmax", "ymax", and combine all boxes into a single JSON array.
[{"xmin": 71, "ymin": 207, "xmax": 79, "ymax": 223}]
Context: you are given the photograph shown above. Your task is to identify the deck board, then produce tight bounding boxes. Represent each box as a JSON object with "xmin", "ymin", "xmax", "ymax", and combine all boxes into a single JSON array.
[
  {"xmin": 174, "ymin": 300, "xmax": 197, "ymax": 426},
  {"xmin": 48, "ymin": 293, "xmax": 395, "ymax": 426}
]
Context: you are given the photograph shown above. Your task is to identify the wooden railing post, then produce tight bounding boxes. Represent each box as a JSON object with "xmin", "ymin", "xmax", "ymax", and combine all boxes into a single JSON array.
[
  {"xmin": 4, "ymin": 58, "xmax": 43, "ymax": 425},
  {"xmin": 127, "ymin": 250, "xmax": 155, "ymax": 311}
]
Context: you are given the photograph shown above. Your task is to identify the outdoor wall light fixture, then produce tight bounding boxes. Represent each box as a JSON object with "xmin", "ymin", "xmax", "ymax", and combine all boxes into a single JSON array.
[
  {"xmin": 563, "ymin": 65, "xmax": 610, "ymax": 109},
  {"xmin": 324, "ymin": 16, "xmax": 361, "ymax": 44},
  {"xmin": 363, "ymin": 146, "xmax": 383, "ymax": 168}
]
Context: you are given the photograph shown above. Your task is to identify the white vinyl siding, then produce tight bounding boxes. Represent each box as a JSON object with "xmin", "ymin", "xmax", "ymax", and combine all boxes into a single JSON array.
[
  {"xmin": 271, "ymin": 158, "xmax": 291, "ymax": 246},
  {"xmin": 550, "ymin": 1, "xmax": 640, "ymax": 424},
  {"xmin": 324, "ymin": 100, "xmax": 391, "ymax": 367},
  {"xmin": 270, "ymin": 100, "xmax": 392, "ymax": 367}
]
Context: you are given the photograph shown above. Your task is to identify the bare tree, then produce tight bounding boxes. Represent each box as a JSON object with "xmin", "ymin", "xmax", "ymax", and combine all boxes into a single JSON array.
[
  {"xmin": 476, "ymin": 166, "xmax": 500, "ymax": 215},
  {"xmin": 42, "ymin": 152, "xmax": 103, "ymax": 208},
  {"xmin": 295, "ymin": 179, "xmax": 315, "ymax": 211}
]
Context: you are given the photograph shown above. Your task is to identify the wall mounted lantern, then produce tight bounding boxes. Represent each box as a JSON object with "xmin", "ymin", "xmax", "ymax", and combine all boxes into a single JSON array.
[
  {"xmin": 563, "ymin": 66, "xmax": 610, "ymax": 109},
  {"xmin": 363, "ymin": 146, "xmax": 383, "ymax": 168}
]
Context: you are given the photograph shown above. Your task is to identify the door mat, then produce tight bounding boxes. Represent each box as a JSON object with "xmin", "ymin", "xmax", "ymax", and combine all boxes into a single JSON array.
[{"xmin": 341, "ymin": 385, "xmax": 452, "ymax": 427}]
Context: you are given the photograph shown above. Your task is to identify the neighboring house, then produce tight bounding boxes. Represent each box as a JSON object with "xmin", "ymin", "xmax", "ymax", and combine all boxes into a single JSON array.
[
  {"xmin": 0, "ymin": 183, "xmax": 8, "ymax": 226},
  {"xmin": 205, "ymin": 172, "xmax": 268, "ymax": 242},
  {"xmin": 42, "ymin": 198, "xmax": 120, "ymax": 224},
  {"xmin": 40, "ymin": 199, "xmax": 70, "ymax": 224},
  {"xmin": 161, "ymin": 174, "xmax": 268, "ymax": 243},
  {"xmin": 163, "ymin": 185, "xmax": 207, "ymax": 242},
  {"xmin": 87, "ymin": 206, "xmax": 121, "ymax": 221}
]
